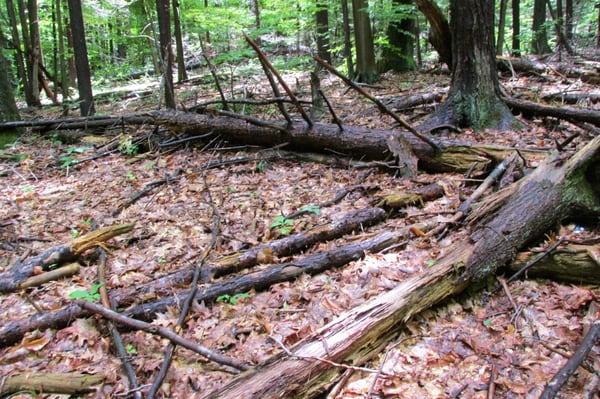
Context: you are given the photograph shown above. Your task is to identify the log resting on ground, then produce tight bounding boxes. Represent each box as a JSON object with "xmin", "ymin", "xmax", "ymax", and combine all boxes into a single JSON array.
[
  {"xmin": 504, "ymin": 97, "xmax": 600, "ymax": 127},
  {"xmin": 204, "ymin": 137, "xmax": 600, "ymax": 399},
  {"xmin": 0, "ymin": 224, "xmax": 134, "ymax": 293},
  {"xmin": 0, "ymin": 373, "xmax": 104, "ymax": 395},
  {"xmin": 0, "ymin": 111, "xmax": 548, "ymax": 174},
  {"xmin": 0, "ymin": 207, "xmax": 386, "ymax": 348},
  {"xmin": 509, "ymin": 243, "xmax": 600, "ymax": 284}
]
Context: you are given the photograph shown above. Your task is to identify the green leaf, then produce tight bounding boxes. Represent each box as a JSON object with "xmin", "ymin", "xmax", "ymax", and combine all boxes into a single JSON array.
[
  {"xmin": 68, "ymin": 290, "xmax": 91, "ymax": 300},
  {"xmin": 126, "ymin": 344, "xmax": 137, "ymax": 354},
  {"xmin": 256, "ymin": 160, "xmax": 268, "ymax": 173},
  {"xmin": 483, "ymin": 319, "xmax": 493, "ymax": 327},
  {"xmin": 216, "ymin": 294, "xmax": 231, "ymax": 303}
]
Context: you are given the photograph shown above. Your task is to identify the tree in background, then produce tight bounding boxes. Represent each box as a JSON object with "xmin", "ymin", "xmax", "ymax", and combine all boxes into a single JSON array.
[
  {"xmin": 496, "ymin": 0, "xmax": 508, "ymax": 55},
  {"xmin": 172, "ymin": 0, "xmax": 187, "ymax": 82},
  {"xmin": 340, "ymin": 0, "xmax": 354, "ymax": 76},
  {"xmin": 428, "ymin": 0, "xmax": 515, "ymax": 130},
  {"xmin": 512, "ymin": 0, "xmax": 520, "ymax": 56},
  {"xmin": 532, "ymin": 0, "xmax": 551, "ymax": 54},
  {"xmin": 381, "ymin": 0, "xmax": 416, "ymax": 72},
  {"xmin": 352, "ymin": 0, "xmax": 377, "ymax": 82},
  {"xmin": 155, "ymin": 0, "xmax": 175, "ymax": 109},
  {"xmin": 67, "ymin": 0, "xmax": 95, "ymax": 115},
  {"xmin": 315, "ymin": 0, "xmax": 331, "ymax": 63}
]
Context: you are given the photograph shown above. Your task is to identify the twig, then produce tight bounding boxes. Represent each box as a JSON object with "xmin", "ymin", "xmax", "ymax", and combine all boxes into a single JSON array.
[
  {"xmin": 96, "ymin": 248, "xmax": 142, "ymax": 399},
  {"xmin": 199, "ymin": 38, "xmax": 229, "ymax": 111},
  {"xmin": 77, "ymin": 300, "xmax": 248, "ymax": 371},
  {"xmin": 313, "ymin": 55, "xmax": 439, "ymax": 152},
  {"xmin": 540, "ymin": 320, "xmax": 600, "ymax": 399},
  {"xmin": 244, "ymin": 34, "xmax": 313, "ymax": 128},
  {"xmin": 216, "ymin": 109, "xmax": 288, "ymax": 133},
  {"xmin": 507, "ymin": 238, "xmax": 564, "ymax": 283},
  {"xmin": 487, "ymin": 363, "xmax": 496, "ymax": 399},
  {"xmin": 318, "ymin": 89, "xmax": 344, "ymax": 131},
  {"xmin": 146, "ymin": 178, "xmax": 222, "ymax": 398},
  {"xmin": 254, "ymin": 54, "xmax": 292, "ymax": 125}
]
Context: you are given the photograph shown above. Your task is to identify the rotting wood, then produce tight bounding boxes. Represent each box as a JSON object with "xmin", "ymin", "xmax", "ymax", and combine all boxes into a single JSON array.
[
  {"xmin": 375, "ymin": 182, "xmax": 444, "ymax": 209},
  {"xmin": 505, "ymin": 96, "xmax": 600, "ymax": 127},
  {"xmin": 203, "ymin": 137, "xmax": 600, "ymax": 399},
  {"xmin": 18, "ymin": 262, "xmax": 80, "ymax": 289},
  {"xmin": 0, "ymin": 372, "xmax": 104, "ymax": 395},
  {"xmin": 0, "ymin": 223, "xmax": 134, "ymax": 294}
]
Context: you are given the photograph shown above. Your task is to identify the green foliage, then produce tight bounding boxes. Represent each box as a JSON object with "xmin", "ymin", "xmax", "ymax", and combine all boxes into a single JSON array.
[
  {"xmin": 270, "ymin": 215, "xmax": 294, "ymax": 236},
  {"xmin": 126, "ymin": 344, "xmax": 137, "ymax": 354},
  {"xmin": 68, "ymin": 283, "xmax": 103, "ymax": 302},
  {"xmin": 118, "ymin": 137, "xmax": 139, "ymax": 156},
  {"xmin": 70, "ymin": 228, "xmax": 81, "ymax": 239},
  {"xmin": 256, "ymin": 160, "xmax": 268, "ymax": 173},
  {"xmin": 216, "ymin": 292, "xmax": 252, "ymax": 305},
  {"xmin": 59, "ymin": 155, "xmax": 77, "ymax": 169}
]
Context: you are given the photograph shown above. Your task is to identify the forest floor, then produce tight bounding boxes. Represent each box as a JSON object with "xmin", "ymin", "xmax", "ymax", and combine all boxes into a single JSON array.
[{"xmin": 1, "ymin": 54, "xmax": 600, "ymax": 398}]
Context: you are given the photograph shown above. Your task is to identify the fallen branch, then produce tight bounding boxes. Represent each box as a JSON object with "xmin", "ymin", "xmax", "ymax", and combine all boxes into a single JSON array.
[
  {"xmin": 0, "ymin": 223, "xmax": 134, "ymax": 293},
  {"xmin": 78, "ymin": 300, "xmax": 249, "ymax": 372},
  {"xmin": 540, "ymin": 320, "xmax": 600, "ymax": 399},
  {"xmin": 18, "ymin": 262, "xmax": 80, "ymax": 289},
  {"xmin": 504, "ymin": 97, "xmax": 600, "ymax": 127},
  {"xmin": 0, "ymin": 372, "xmax": 104, "ymax": 395}
]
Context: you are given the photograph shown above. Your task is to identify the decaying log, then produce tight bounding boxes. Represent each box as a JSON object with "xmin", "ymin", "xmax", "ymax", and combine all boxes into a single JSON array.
[
  {"xmin": 509, "ymin": 244, "xmax": 600, "ymax": 284},
  {"xmin": 498, "ymin": 57, "xmax": 600, "ymax": 84},
  {"xmin": 0, "ymin": 207, "xmax": 386, "ymax": 348},
  {"xmin": 0, "ymin": 111, "xmax": 548, "ymax": 174},
  {"xmin": 505, "ymin": 97, "xmax": 600, "ymax": 127},
  {"xmin": 375, "ymin": 183, "xmax": 444, "ymax": 209},
  {"xmin": 0, "ymin": 372, "xmax": 104, "ymax": 395},
  {"xmin": 17, "ymin": 262, "xmax": 81, "ymax": 289},
  {"xmin": 0, "ymin": 224, "xmax": 134, "ymax": 293},
  {"xmin": 542, "ymin": 92, "xmax": 600, "ymax": 105},
  {"xmin": 204, "ymin": 137, "xmax": 600, "ymax": 399},
  {"xmin": 380, "ymin": 92, "xmax": 445, "ymax": 111}
]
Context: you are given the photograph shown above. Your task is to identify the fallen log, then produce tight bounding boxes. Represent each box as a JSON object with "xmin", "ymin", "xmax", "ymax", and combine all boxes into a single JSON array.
[
  {"xmin": 504, "ymin": 97, "xmax": 600, "ymax": 127},
  {"xmin": 498, "ymin": 57, "xmax": 600, "ymax": 84},
  {"xmin": 380, "ymin": 92, "xmax": 444, "ymax": 111},
  {"xmin": 204, "ymin": 137, "xmax": 600, "ymax": 399},
  {"xmin": 0, "ymin": 372, "xmax": 104, "ymax": 396},
  {"xmin": 113, "ymin": 207, "xmax": 386, "ymax": 306},
  {"xmin": 0, "ymin": 111, "xmax": 548, "ymax": 174},
  {"xmin": 375, "ymin": 182, "xmax": 444, "ymax": 209},
  {"xmin": 0, "ymin": 223, "xmax": 134, "ymax": 294},
  {"xmin": 509, "ymin": 243, "xmax": 600, "ymax": 284},
  {"xmin": 0, "ymin": 207, "xmax": 387, "ymax": 348},
  {"xmin": 542, "ymin": 92, "xmax": 600, "ymax": 105}
]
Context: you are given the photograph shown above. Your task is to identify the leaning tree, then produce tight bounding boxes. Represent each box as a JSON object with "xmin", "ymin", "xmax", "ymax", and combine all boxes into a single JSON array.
[{"xmin": 426, "ymin": 0, "xmax": 516, "ymax": 130}]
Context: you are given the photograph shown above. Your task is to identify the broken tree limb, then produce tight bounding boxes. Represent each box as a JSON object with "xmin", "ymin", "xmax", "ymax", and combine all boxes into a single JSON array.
[
  {"xmin": 542, "ymin": 92, "xmax": 600, "ymax": 105},
  {"xmin": 17, "ymin": 262, "xmax": 80, "ymax": 289},
  {"xmin": 504, "ymin": 96, "xmax": 600, "ymax": 127},
  {"xmin": 78, "ymin": 300, "xmax": 249, "ymax": 372},
  {"xmin": 380, "ymin": 91, "xmax": 445, "ymax": 111},
  {"xmin": 0, "ymin": 223, "xmax": 134, "ymax": 294},
  {"xmin": 0, "ymin": 111, "xmax": 548, "ymax": 174},
  {"xmin": 540, "ymin": 320, "xmax": 600, "ymax": 399},
  {"xmin": 0, "ymin": 373, "xmax": 104, "ymax": 396},
  {"xmin": 375, "ymin": 182, "xmax": 444, "ymax": 209},
  {"xmin": 204, "ymin": 137, "xmax": 600, "ymax": 399},
  {"xmin": 0, "ymin": 207, "xmax": 387, "ymax": 348},
  {"xmin": 509, "ymin": 243, "xmax": 600, "ymax": 284}
]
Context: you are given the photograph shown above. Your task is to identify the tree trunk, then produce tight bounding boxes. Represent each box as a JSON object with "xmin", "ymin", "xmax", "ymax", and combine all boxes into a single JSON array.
[
  {"xmin": 415, "ymin": 14, "xmax": 422, "ymax": 67},
  {"xmin": 565, "ymin": 0, "xmax": 573, "ymax": 42},
  {"xmin": 428, "ymin": 0, "xmax": 515, "ymax": 130},
  {"xmin": 532, "ymin": 0, "xmax": 551, "ymax": 54},
  {"xmin": 381, "ymin": 0, "xmax": 415, "ymax": 72},
  {"xmin": 340, "ymin": 0, "xmax": 354, "ymax": 77},
  {"xmin": 496, "ymin": 0, "xmax": 508, "ymax": 55},
  {"xmin": 5, "ymin": 0, "xmax": 30, "ymax": 104},
  {"xmin": 67, "ymin": 0, "xmax": 94, "ymax": 115},
  {"xmin": 27, "ymin": 0, "xmax": 41, "ymax": 104},
  {"xmin": 414, "ymin": 0, "xmax": 452, "ymax": 67},
  {"xmin": 511, "ymin": 0, "xmax": 520, "ymax": 56},
  {"xmin": 56, "ymin": 0, "xmax": 68, "ymax": 100},
  {"xmin": 156, "ymin": 0, "xmax": 176, "ymax": 109},
  {"xmin": 315, "ymin": 1, "xmax": 331, "ymax": 63},
  {"xmin": 65, "ymin": 19, "xmax": 77, "ymax": 88},
  {"xmin": 172, "ymin": 0, "xmax": 187, "ymax": 82},
  {"xmin": 0, "ymin": 33, "xmax": 20, "ymax": 123},
  {"xmin": 204, "ymin": 0, "xmax": 210, "ymax": 43},
  {"xmin": 204, "ymin": 136, "xmax": 600, "ymax": 399},
  {"xmin": 351, "ymin": 0, "xmax": 377, "ymax": 83}
]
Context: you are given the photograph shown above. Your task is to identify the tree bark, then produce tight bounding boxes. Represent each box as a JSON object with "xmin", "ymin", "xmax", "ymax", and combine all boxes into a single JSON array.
[
  {"xmin": 504, "ymin": 96, "xmax": 600, "ymax": 126},
  {"xmin": 511, "ymin": 0, "xmax": 520, "ymax": 56},
  {"xmin": 352, "ymin": 0, "xmax": 377, "ymax": 82},
  {"xmin": 27, "ymin": 0, "xmax": 41, "ymax": 105},
  {"xmin": 0, "ymin": 32, "xmax": 21, "ymax": 123},
  {"xmin": 496, "ymin": 0, "xmax": 508, "ymax": 55},
  {"xmin": 0, "ymin": 373, "xmax": 103, "ymax": 396},
  {"xmin": 67, "ymin": 0, "xmax": 95, "ymax": 115},
  {"xmin": 381, "ymin": 0, "xmax": 415, "ymax": 72},
  {"xmin": 564, "ymin": 0, "xmax": 573, "ymax": 42},
  {"xmin": 315, "ymin": 1, "xmax": 331, "ymax": 63},
  {"xmin": 156, "ymin": 0, "xmax": 176, "ymax": 109},
  {"xmin": 428, "ymin": 0, "xmax": 515, "ymax": 130},
  {"xmin": 5, "ymin": 0, "xmax": 30, "ymax": 104},
  {"xmin": 414, "ymin": 0, "xmax": 452, "ymax": 67},
  {"xmin": 532, "ymin": 0, "xmax": 551, "ymax": 54},
  {"xmin": 340, "ymin": 0, "xmax": 354, "ymax": 77},
  {"xmin": 172, "ymin": 0, "xmax": 187, "ymax": 82},
  {"xmin": 204, "ymin": 136, "xmax": 600, "ymax": 399}
]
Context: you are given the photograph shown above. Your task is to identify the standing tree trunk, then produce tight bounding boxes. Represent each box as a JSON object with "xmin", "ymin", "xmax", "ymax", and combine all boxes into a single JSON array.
[
  {"xmin": 340, "ymin": 0, "xmax": 354, "ymax": 76},
  {"xmin": 56, "ymin": 0, "xmax": 68, "ymax": 100},
  {"xmin": 249, "ymin": 0, "xmax": 261, "ymax": 44},
  {"xmin": 496, "ymin": 0, "xmax": 508, "ymax": 55},
  {"xmin": 415, "ymin": 14, "xmax": 422, "ymax": 68},
  {"xmin": 351, "ymin": 0, "xmax": 377, "ymax": 82},
  {"xmin": 65, "ymin": 20, "xmax": 77, "ymax": 88},
  {"xmin": 27, "ymin": 0, "xmax": 41, "ymax": 105},
  {"xmin": 172, "ymin": 0, "xmax": 187, "ymax": 82},
  {"xmin": 428, "ymin": 0, "xmax": 515, "ymax": 130},
  {"xmin": 414, "ymin": 0, "xmax": 452, "ymax": 66},
  {"xmin": 0, "ymin": 29, "xmax": 20, "ymax": 122},
  {"xmin": 315, "ymin": 1, "xmax": 331, "ymax": 63},
  {"xmin": 5, "ymin": 0, "xmax": 30, "ymax": 105},
  {"xmin": 67, "ymin": 0, "xmax": 95, "ymax": 116},
  {"xmin": 532, "ymin": 0, "xmax": 551, "ymax": 54},
  {"xmin": 155, "ymin": 0, "xmax": 175, "ymax": 109},
  {"xmin": 511, "ymin": 0, "xmax": 520, "ymax": 56},
  {"xmin": 204, "ymin": 0, "xmax": 210, "ymax": 43},
  {"xmin": 381, "ymin": 0, "xmax": 416, "ymax": 72},
  {"xmin": 565, "ymin": 0, "xmax": 573, "ymax": 42}
]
